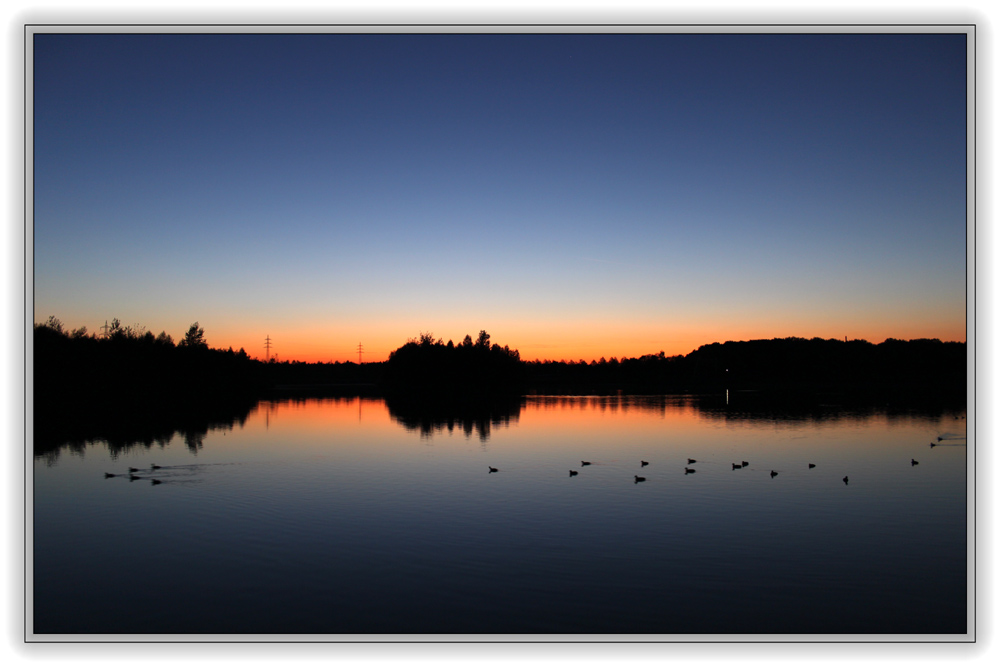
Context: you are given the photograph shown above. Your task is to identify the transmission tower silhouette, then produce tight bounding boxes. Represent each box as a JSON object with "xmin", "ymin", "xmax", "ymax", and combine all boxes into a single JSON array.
[
  {"xmin": 265, "ymin": 334, "xmax": 272, "ymax": 361},
  {"xmin": 357, "ymin": 342, "xmax": 363, "ymax": 364}
]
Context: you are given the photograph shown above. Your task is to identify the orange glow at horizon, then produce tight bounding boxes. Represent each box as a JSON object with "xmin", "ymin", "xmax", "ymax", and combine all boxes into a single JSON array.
[
  {"xmin": 206, "ymin": 320, "xmax": 967, "ymax": 365},
  {"xmin": 216, "ymin": 394, "xmax": 967, "ymax": 462}
]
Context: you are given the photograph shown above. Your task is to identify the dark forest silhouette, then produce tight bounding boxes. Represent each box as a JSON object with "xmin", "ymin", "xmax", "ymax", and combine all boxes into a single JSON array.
[
  {"xmin": 33, "ymin": 316, "xmax": 966, "ymax": 452},
  {"xmin": 525, "ymin": 336, "xmax": 967, "ymax": 399},
  {"xmin": 381, "ymin": 330, "xmax": 525, "ymax": 393}
]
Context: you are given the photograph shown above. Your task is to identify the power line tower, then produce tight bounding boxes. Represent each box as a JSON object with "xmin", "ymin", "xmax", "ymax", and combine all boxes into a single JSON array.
[
  {"xmin": 265, "ymin": 334, "xmax": 272, "ymax": 361},
  {"xmin": 357, "ymin": 342, "xmax": 363, "ymax": 364},
  {"xmin": 99, "ymin": 320, "xmax": 110, "ymax": 339}
]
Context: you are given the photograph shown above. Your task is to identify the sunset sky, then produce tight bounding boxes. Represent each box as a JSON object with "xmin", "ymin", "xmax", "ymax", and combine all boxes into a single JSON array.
[{"xmin": 31, "ymin": 30, "xmax": 969, "ymax": 363}]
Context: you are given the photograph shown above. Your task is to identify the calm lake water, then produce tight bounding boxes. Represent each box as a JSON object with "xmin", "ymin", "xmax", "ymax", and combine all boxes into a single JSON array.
[{"xmin": 31, "ymin": 394, "xmax": 969, "ymax": 637}]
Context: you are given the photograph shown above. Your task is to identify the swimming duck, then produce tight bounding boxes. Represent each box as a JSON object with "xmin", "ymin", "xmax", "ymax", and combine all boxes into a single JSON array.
[
  {"xmin": 128, "ymin": 474, "xmax": 141, "ymax": 481},
  {"xmin": 581, "ymin": 461, "xmax": 592, "ymax": 466},
  {"xmin": 732, "ymin": 463, "xmax": 742, "ymax": 469},
  {"xmin": 151, "ymin": 464, "xmax": 162, "ymax": 470},
  {"xmin": 808, "ymin": 463, "xmax": 816, "ymax": 468},
  {"xmin": 641, "ymin": 460, "xmax": 649, "ymax": 467},
  {"xmin": 770, "ymin": 470, "xmax": 778, "ymax": 478},
  {"xmin": 151, "ymin": 479, "xmax": 162, "ymax": 486},
  {"xmin": 843, "ymin": 476, "xmax": 849, "ymax": 484},
  {"xmin": 742, "ymin": 461, "xmax": 749, "ymax": 467},
  {"xmin": 128, "ymin": 467, "xmax": 139, "ymax": 473},
  {"xmin": 687, "ymin": 458, "xmax": 696, "ymax": 464},
  {"xmin": 684, "ymin": 467, "xmax": 695, "ymax": 474},
  {"xmin": 911, "ymin": 459, "xmax": 919, "ymax": 466},
  {"xmin": 634, "ymin": 475, "xmax": 646, "ymax": 483},
  {"xmin": 488, "ymin": 466, "xmax": 498, "ymax": 473},
  {"xmin": 569, "ymin": 470, "xmax": 578, "ymax": 476},
  {"xmin": 104, "ymin": 473, "xmax": 116, "ymax": 478}
]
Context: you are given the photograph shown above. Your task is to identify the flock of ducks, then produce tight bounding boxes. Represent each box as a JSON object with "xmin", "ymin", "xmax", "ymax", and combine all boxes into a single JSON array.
[
  {"xmin": 488, "ymin": 450, "xmax": 939, "ymax": 486},
  {"xmin": 104, "ymin": 464, "xmax": 164, "ymax": 485},
  {"xmin": 108, "ymin": 435, "xmax": 956, "ymax": 488}
]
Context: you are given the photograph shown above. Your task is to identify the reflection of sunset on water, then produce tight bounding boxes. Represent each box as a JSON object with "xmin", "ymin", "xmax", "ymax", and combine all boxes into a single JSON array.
[
  {"xmin": 220, "ymin": 395, "xmax": 966, "ymax": 474},
  {"xmin": 30, "ymin": 28, "xmax": 971, "ymax": 637},
  {"xmin": 34, "ymin": 392, "xmax": 968, "ymax": 635}
]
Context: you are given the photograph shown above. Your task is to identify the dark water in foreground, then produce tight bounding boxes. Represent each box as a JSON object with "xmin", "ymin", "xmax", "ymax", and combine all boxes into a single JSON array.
[{"xmin": 32, "ymin": 394, "xmax": 969, "ymax": 636}]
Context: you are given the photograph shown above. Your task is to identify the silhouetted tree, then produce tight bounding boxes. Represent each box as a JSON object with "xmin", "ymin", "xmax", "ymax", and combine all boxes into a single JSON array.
[
  {"xmin": 43, "ymin": 316, "xmax": 64, "ymax": 333},
  {"xmin": 103, "ymin": 318, "xmax": 147, "ymax": 341},
  {"xmin": 179, "ymin": 322, "xmax": 207, "ymax": 348}
]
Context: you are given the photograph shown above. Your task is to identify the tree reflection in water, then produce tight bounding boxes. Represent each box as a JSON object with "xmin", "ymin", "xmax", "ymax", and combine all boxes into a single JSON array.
[{"xmin": 384, "ymin": 392, "xmax": 524, "ymax": 441}]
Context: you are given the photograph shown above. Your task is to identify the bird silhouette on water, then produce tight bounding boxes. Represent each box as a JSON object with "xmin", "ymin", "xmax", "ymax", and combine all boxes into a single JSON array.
[
  {"xmin": 732, "ymin": 463, "xmax": 742, "ymax": 469},
  {"xmin": 843, "ymin": 476, "xmax": 849, "ymax": 485},
  {"xmin": 151, "ymin": 479, "xmax": 162, "ymax": 486},
  {"xmin": 742, "ymin": 461, "xmax": 749, "ymax": 467},
  {"xmin": 911, "ymin": 459, "xmax": 919, "ymax": 466},
  {"xmin": 581, "ymin": 461, "xmax": 592, "ymax": 466},
  {"xmin": 128, "ymin": 474, "xmax": 142, "ymax": 482},
  {"xmin": 151, "ymin": 464, "xmax": 162, "ymax": 470},
  {"xmin": 128, "ymin": 467, "xmax": 139, "ymax": 473},
  {"xmin": 641, "ymin": 460, "xmax": 649, "ymax": 467},
  {"xmin": 569, "ymin": 470, "xmax": 578, "ymax": 477},
  {"xmin": 488, "ymin": 466, "xmax": 498, "ymax": 473},
  {"xmin": 770, "ymin": 470, "xmax": 778, "ymax": 478},
  {"xmin": 104, "ymin": 473, "xmax": 116, "ymax": 478},
  {"xmin": 634, "ymin": 475, "xmax": 646, "ymax": 483},
  {"xmin": 808, "ymin": 463, "xmax": 816, "ymax": 468},
  {"xmin": 684, "ymin": 467, "xmax": 696, "ymax": 475},
  {"xmin": 687, "ymin": 458, "xmax": 696, "ymax": 464}
]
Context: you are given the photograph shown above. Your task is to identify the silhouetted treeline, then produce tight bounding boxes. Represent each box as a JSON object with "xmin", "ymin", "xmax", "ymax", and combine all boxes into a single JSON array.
[
  {"xmin": 34, "ymin": 316, "xmax": 966, "ymax": 453},
  {"xmin": 381, "ymin": 331, "xmax": 525, "ymax": 394},
  {"xmin": 261, "ymin": 360, "xmax": 384, "ymax": 391},
  {"xmin": 32, "ymin": 318, "xmax": 267, "ymax": 450},
  {"xmin": 35, "ymin": 318, "xmax": 966, "ymax": 401},
  {"xmin": 524, "ymin": 337, "xmax": 966, "ymax": 402}
]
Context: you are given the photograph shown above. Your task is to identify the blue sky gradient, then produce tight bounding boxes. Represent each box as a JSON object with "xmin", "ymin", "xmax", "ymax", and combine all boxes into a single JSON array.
[{"xmin": 32, "ymin": 32, "xmax": 968, "ymax": 361}]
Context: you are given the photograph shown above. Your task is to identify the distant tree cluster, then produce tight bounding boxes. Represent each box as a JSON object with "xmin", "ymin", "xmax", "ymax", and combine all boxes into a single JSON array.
[
  {"xmin": 33, "ymin": 317, "xmax": 261, "ymax": 444},
  {"xmin": 34, "ymin": 317, "xmax": 966, "ymax": 442},
  {"xmin": 520, "ymin": 336, "xmax": 966, "ymax": 397},
  {"xmin": 33, "ymin": 315, "xmax": 388, "ymax": 414},
  {"xmin": 33, "ymin": 316, "xmax": 251, "ymax": 360},
  {"xmin": 524, "ymin": 350, "xmax": 684, "ymax": 392},
  {"xmin": 382, "ymin": 330, "xmax": 524, "ymax": 392},
  {"xmin": 256, "ymin": 357, "xmax": 383, "ymax": 388},
  {"xmin": 680, "ymin": 336, "xmax": 966, "ymax": 393}
]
